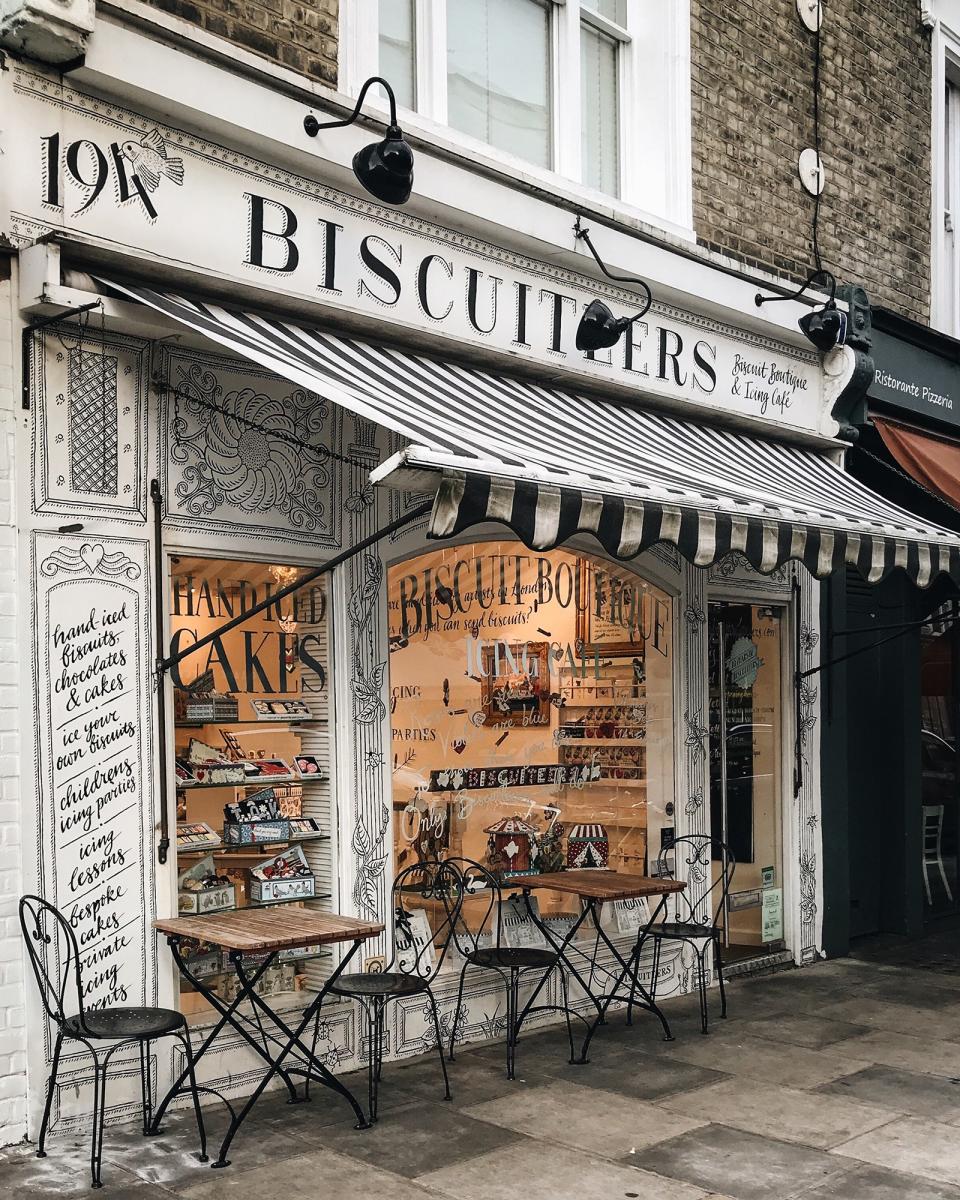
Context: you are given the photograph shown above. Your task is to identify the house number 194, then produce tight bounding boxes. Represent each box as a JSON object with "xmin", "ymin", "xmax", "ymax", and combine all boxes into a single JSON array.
[{"xmin": 41, "ymin": 133, "xmax": 159, "ymax": 220}]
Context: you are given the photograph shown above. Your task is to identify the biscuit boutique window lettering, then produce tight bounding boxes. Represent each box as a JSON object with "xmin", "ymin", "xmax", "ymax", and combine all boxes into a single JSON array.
[{"xmin": 389, "ymin": 542, "xmax": 674, "ymax": 933}]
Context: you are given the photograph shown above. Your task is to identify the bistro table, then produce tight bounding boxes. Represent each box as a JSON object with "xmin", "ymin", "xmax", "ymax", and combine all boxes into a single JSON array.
[
  {"xmin": 151, "ymin": 907, "xmax": 383, "ymax": 1168},
  {"xmin": 506, "ymin": 869, "xmax": 686, "ymax": 1060}
]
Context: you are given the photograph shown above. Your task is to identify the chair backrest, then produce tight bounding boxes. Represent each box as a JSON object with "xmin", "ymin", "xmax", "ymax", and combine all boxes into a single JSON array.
[
  {"xmin": 19, "ymin": 894, "xmax": 87, "ymax": 1031},
  {"xmin": 923, "ymin": 804, "xmax": 945, "ymax": 858},
  {"xmin": 438, "ymin": 857, "xmax": 506, "ymax": 959},
  {"xmin": 656, "ymin": 835, "xmax": 736, "ymax": 929},
  {"xmin": 387, "ymin": 859, "xmax": 462, "ymax": 982}
]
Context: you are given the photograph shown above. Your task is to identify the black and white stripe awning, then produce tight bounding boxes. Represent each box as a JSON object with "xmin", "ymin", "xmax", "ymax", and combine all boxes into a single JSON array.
[{"xmin": 100, "ymin": 278, "xmax": 960, "ymax": 587}]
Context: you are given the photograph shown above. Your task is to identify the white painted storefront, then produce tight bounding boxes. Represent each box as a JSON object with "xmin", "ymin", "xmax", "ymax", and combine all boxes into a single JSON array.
[{"xmin": 0, "ymin": 14, "xmax": 830, "ymax": 1147}]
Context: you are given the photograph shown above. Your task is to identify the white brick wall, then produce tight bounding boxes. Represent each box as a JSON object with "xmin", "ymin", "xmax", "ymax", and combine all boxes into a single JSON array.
[{"xmin": 0, "ymin": 271, "xmax": 27, "ymax": 1145}]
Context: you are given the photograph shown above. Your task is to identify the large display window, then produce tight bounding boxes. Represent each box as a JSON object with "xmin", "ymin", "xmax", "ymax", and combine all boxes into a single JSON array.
[
  {"xmin": 168, "ymin": 556, "xmax": 334, "ymax": 1018},
  {"xmin": 388, "ymin": 542, "xmax": 675, "ymax": 925}
]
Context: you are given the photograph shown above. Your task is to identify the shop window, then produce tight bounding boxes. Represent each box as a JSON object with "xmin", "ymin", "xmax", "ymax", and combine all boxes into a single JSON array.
[
  {"xmin": 169, "ymin": 556, "xmax": 334, "ymax": 1019},
  {"xmin": 388, "ymin": 542, "xmax": 674, "ymax": 932},
  {"xmin": 341, "ymin": 0, "xmax": 691, "ymax": 223}
]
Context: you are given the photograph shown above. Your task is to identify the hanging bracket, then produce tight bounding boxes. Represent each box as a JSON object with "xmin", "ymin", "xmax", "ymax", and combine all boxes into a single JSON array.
[{"xmin": 21, "ymin": 301, "xmax": 103, "ymax": 411}]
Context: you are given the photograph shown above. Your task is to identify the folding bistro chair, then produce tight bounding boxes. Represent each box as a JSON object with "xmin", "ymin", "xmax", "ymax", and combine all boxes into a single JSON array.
[
  {"xmin": 445, "ymin": 857, "xmax": 574, "ymax": 1080},
  {"xmin": 637, "ymin": 835, "xmax": 736, "ymax": 1034},
  {"xmin": 323, "ymin": 859, "xmax": 457, "ymax": 1122},
  {"xmin": 19, "ymin": 894, "xmax": 206, "ymax": 1188}
]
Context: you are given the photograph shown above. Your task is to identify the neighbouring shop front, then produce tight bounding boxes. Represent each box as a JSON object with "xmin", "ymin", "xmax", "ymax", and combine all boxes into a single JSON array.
[
  {"xmin": 7, "ymin": 49, "xmax": 958, "ymax": 1142},
  {"xmin": 823, "ymin": 308, "xmax": 960, "ymax": 953}
]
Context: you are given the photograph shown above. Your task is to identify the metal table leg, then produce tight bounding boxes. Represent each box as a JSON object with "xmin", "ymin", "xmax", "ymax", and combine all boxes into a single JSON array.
[{"xmin": 212, "ymin": 938, "xmax": 370, "ymax": 1168}]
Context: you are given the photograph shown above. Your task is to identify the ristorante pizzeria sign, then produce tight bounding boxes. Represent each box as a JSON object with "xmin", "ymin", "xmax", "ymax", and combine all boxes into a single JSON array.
[{"xmin": 7, "ymin": 67, "xmax": 825, "ymax": 435}]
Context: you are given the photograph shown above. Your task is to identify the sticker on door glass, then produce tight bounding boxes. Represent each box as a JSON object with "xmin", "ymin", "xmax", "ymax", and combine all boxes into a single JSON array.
[{"xmin": 726, "ymin": 637, "xmax": 763, "ymax": 689}]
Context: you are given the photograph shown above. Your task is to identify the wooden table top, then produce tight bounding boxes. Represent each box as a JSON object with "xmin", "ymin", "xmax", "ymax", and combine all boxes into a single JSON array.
[
  {"xmin": 154, "ymin": 908, "xmax": 384, "ymax": 953},
  {"xmin": 505, "ymin": 869, "xmax": 686, "ymax": 902}
]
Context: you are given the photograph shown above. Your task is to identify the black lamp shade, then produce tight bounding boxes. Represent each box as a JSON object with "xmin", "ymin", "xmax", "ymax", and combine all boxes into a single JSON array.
[
  {"xmin": 353, "ymin": 125, "xmax": 414, "ymax": 205},
  {"xmin": 798, "ymin": 305, "xmax": 847, "ymax": 353},
  {"xmin": 576, "ymin": 299, "xmax": 631, "ymax": 352}
]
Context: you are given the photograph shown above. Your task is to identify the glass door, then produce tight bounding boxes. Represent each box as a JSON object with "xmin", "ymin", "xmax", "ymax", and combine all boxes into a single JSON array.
[{"xmin": 708, "ymin": 602, "xmax": 786, "ymax": 959}]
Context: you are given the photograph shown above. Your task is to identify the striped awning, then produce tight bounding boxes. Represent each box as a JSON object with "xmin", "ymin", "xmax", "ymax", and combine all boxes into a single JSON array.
[{"xmin": 100, "ymin": 278, "xmax": 960, "ymax": 587}]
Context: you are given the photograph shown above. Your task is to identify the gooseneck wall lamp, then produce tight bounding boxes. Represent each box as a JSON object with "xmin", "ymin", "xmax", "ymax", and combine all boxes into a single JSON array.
[
  {"xmin": 304, "ymin": 76, "xmax": 414, "ymax": 206},
  {"xmin": 573, "ymin": 218, "xmax": 653, "ymax": 352},
  {"xmin": 755, "ymin": 268, "xmax": 847, "ymax": 353}
]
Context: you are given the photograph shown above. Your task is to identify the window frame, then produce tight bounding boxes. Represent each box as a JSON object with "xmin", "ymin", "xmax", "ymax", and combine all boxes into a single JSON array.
[
  {"xmin": 930, "ymin": 6, "xmax": 960, "ymax": 335},
  {"xmin": 340, "ymin": 0, "xmax": 691, "ymax": 230}
]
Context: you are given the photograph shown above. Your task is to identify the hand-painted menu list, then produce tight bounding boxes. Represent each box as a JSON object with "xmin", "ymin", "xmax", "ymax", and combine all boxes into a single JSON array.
[{"xmin": 35, "ymin": 534, "xmax": 151, "ymax": 1012}]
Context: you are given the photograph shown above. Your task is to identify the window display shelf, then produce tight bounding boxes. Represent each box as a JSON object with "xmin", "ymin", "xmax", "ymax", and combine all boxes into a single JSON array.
[
  {"xmin": 249, "ymin": 892, "xmax": 333, "ymax": 909},
  {"xmin": 181, "ymin": 949, "xmax": 332, "ymax": 985},
  {"xmin": 176, "ymin": 776, "xmax": 327, "ymax": 791},
  {"xmin": 556, "ymin": 737, "xmax": 646, "ymax": 747},
  {"xmin": 177, "ymin": 832, "xmax": 331, "ymax": 855}
]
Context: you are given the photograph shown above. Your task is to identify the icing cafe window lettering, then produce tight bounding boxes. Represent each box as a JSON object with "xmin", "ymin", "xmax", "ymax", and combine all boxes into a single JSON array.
[
  {"xmin": 169, "ymin": 570, "xmax": 326, "ymax": 693},
  {"xmin": 388, "ymin": 542, "xmax": 675, "ymax": 905},
  {"xmin": 244, "ymin": 194, "xmax": 718, "ymax": 393}
]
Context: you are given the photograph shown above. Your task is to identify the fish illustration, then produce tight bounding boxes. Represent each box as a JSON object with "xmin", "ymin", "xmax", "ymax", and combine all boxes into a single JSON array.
[{"xmin": 120, "ymin": 128, "xmax": 184, "ymax": 193}]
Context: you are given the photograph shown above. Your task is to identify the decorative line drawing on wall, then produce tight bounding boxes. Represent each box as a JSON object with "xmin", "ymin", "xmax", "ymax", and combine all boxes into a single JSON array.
[
  {"xmin": 119, "ymin": 129, "xmax": 185, "ymax": 193},
  {"xmin": 39, "ymin": 543, "xmax": 142, "ymax": 579},
  {"xmin": 348, "ymin": 554, "xmax": 387, "ymax": 726},
  {"xmin": 68, "ymin": 348, "xmax": 119, "ymax": 495},
  {"xmin": 352, "ymin": 803, "xmax": 390, "ymax": 921},
  {"xmin": 683, "ymin": 709, "xmax": 709, "ymax": 752},
  {"xmin": 170, "ymin": 363, "xmax": 332, "ymax": 531}
]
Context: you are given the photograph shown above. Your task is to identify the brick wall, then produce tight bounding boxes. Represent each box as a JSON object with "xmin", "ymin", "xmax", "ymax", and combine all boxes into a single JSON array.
[
  {"xmin": 691, "ymin": 0, "xmax": 932, "ymax": 323},
  {"xmin": 141, "ymin": 0, "xmax": 339, "ymax": 84},
  {"xmin": 0, "ymin": 266, "xmax": 26, "ymax": 1146}
]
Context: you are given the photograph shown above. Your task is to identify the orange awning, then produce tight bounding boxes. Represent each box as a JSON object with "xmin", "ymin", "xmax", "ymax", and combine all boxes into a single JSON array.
[{"xmin": 874, "ymin": 416, "xmax": 960, "ymax": 513}]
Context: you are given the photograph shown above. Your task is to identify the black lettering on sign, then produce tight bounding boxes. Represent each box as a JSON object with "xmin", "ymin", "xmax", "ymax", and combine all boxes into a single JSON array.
[
  {"xmin": 37, "ymin": 537, "xmax": 150, "ymax": 1013},
  {"xmin": 245, "ymin": 193, "xmax": 300, "ymax": 273}
]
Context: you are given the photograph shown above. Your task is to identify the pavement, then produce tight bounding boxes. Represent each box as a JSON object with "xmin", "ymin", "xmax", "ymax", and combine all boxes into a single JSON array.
[{"xmin": 8, "ymin": 953, "xmax": 960, "ymax": 1199}]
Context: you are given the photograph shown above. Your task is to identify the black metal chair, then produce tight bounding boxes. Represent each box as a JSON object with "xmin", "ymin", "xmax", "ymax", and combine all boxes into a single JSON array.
[
  {"xmin": 636, "ymin": 835, "xmax": 736, "ymax": 1034},
  {"xmin": 19, "ymin": 894, "xmax": 207, "ymax": 1188},
  {"xmin": 324, "ymin": 859, "xmax": 458, "ymax": 1122},
  {"xmin": 445, "ymin": 857, "xmax": 574, "ymax": 1080}
]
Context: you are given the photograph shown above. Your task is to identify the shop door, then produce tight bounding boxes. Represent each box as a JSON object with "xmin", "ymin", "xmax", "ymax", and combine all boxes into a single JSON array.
[
  {"xmin": 920, "ymin": 602, "xmax": 960, "ymax": 918},
  {"xmin": 708, "ymin": 603, "xmax": 786, "ymax": 958}
]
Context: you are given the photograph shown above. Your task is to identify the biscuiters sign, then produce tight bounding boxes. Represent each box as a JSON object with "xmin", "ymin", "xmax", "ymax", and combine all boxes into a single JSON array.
[{"xmin": 6, "ymin": 67, "xmax": 824, "ymax": 436}]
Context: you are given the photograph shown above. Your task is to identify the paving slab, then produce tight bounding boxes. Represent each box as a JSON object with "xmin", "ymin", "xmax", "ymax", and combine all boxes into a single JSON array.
[
  {"xmin": 536, "ymin": 1043, "xmax": 732, "ymax": 1099},
  {"xmin": 660, "ymin": 1076, "xmax": 899, "ymax": 1149},
  {"xmin": 0, "ymin": 1141, "xmax": 169, "ymax": 1198},
  {"xmin": 463, "ymin": 1078, "xmax": 707, "ymax": 1159},
  {"xmin": 314, "ymin": 1097, "xmax": 522, "ymax": 1178},
  {"xmin": 653, "ymin": 1031, "xmax": 871, "ymax": 1089},
  {"xmin": 630, "ymin": 1123, "xmax": 851, "ymax": 1200},
  {"xmin": 818, "ymin": 997, "xmax": 960, "ymax": 1042},
  {"xmin": 832, "ymin": 1115, "xmax": 960, "ymax": 1188},
  {"xmin": 818, "ymin": 1064, "xmax": 960, "ymax": 1120},
  {"xmin": 418, "ymin": 1138, "xmax": 729, "ymax": 1200},
  {"xmin": 801, "ymin": 1163, "xmax": 960, "ymax": 1200},
  {"xmin": 179, "ymin": 1147, "xmax": 439, "ymax": 1200},
  {"xmin": 741, "ymin": 1011, "xmax": 870, "ymax": 1049},
  {"xmin": 828, "ymin": 1029, "xmax": 960, "ymax": 1079}
]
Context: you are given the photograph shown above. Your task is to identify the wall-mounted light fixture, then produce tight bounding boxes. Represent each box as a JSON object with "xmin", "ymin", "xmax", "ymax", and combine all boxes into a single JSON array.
[
  {"xmin": 304, "ymin": 76, "xmax": 414, "ymax": 206},
  {"xmin": 573, "ymin": 218, "xmax": 653, "ymax": 352},
  {"xmin": 756, "ymin": 269, "xmax": 846, "ymax": 353}
]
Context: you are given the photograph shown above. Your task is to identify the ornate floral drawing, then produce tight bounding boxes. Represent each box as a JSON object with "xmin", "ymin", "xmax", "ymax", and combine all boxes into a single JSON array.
[
  {"xmin": 683, "ymin": 709, "xmax": 709, "ymax": 753},
  {"xmin": 353, "ymin": 803, "xmax": 390, "ymax": 920},
  {"xmin": 349, "ymin": 554, "xmax": 387, "ymax": 726},
  {"xmin": 39, "ymin": 543, "xmax": 141, "ymax": 580},
  {"xmin": 170, "ymin": 364, "xmax": 331, "ymax": 532}
]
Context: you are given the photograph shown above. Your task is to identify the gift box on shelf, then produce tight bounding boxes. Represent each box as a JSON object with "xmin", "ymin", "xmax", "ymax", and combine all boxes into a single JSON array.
[
  {"xmin": 566, "ymin": 823, "xmax": 609, "ymax": 870},
  {"xmin": 181, "ymin": 940, "xmax": 222, "ymax": 979},
  {"xmin": 176, "ymin": 821, "xmax": 221, "ymax": 850},
  {"xmin": 248, "ymin": 844, "xmax": 315, "ymax": 904},
  {"xmin": 222, "ymin": 819, "xmax": 292, "ymax": 845},
  {"xmin": 177, "ymin": 855, "xmax": 236, "ymax": 914}
]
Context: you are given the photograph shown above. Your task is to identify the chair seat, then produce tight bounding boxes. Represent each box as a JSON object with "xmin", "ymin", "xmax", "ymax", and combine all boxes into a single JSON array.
[
  {"xmin": 332, "ymin": 971, "xmax": 430, "ymax": 997},
  {"xmin": 63, "ymin": 1006, "xmax": 186, "ymax": 1040},
  {"xmin": 648, "ymin": 922, "xmax": 719, "ymax": 941},
  {"xmin": 466, "ymin": 947, "xmax": 558, "ymax": 970}
]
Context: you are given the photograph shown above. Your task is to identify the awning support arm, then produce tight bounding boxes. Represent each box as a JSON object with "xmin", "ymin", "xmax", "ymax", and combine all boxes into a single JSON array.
[
  {"xmin": 155, "ymin": 500, "xmax": 433, "ymax": 677},
  {"xmin": 21, "ymin": 301, "xmax": 103, "ymax": 410},
  {"xmin": 798, "ymin": 607, "xmax": 960, "ymax": 680}
]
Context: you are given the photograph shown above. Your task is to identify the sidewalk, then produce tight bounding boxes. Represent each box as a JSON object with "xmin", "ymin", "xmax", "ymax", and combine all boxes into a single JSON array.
[{"xmin": 7, "ymin": 955, "xmax": 960, "ymax": 1199}]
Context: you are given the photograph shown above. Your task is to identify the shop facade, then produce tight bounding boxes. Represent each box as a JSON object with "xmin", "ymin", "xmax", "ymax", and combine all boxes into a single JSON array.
[
  {"xmin": 3, "ymin": 30, "xmax": 939, "ymax": 1144},
  {"xmin": 823, "ymin": 309, "xmax": 960, "ymax": 954}
]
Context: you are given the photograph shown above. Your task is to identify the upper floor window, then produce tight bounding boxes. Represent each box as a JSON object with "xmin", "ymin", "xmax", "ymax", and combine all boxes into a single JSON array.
[{"xmin": 350, "ymin": 0, "xmax": 691, "ymax": 226}]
